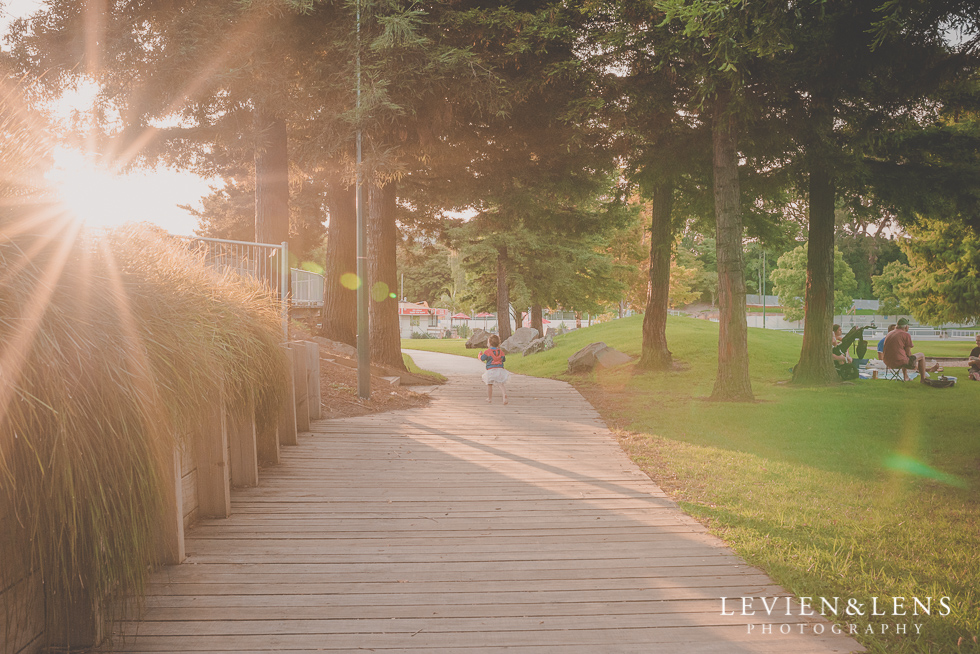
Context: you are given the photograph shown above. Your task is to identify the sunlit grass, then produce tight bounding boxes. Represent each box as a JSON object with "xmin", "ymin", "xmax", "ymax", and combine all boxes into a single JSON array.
[
  {"xmin": 0, "ymin": 219, "xmax": 289, "ymax": 643},
  {"xmin": 407, "ymin": 316, "xmax": 980, "ymax": 653},
  {"xmin": 402, "ymin": 352, "xmax": 447, "ymax": 383}
]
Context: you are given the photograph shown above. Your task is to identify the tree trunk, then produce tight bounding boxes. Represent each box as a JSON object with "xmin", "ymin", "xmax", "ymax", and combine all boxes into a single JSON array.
[
  {"xmin": 496, "ymin": 249, "xmax": 512, "ymax": 342},
  {"xmin": 793, "ymin": 162, "xmax": 839, "ymax": 384},
  {"xmin": 710, "ymin": 92, "xmax": 754, "ymax": 401},
  {"xmin": 254, "ymin": 112, "xmax": 289, "ymax": 246},
  {"xmin": 367, "ymin": 180, "xmax": 406, "ymax": 371},
  {"xmin": 320, "ymin": 174, "xmax": 356, "ymax": 345},
  {"xmin": 575, "ymin": 312, "xmax": 582, "ymax": 329},
  {"xmin": 531, "ymin": 305, "xmax": 543, "ymax": 337},
  {"xmin": 253, "ymin": 111, "xmax": 289, "ymax": 302},
  {"xmin": 638, "ymin": 186, "xmax": 674, "ymax": 370}
]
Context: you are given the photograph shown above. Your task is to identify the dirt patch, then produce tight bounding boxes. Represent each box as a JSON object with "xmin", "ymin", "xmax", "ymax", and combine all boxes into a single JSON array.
[
  {"xmin": 317, "ymin": 356, "xmax": 432, "ymax": 419},
  {"xmin": 290, "ymin": 327, "xmax": 435, "ymax": 420}
]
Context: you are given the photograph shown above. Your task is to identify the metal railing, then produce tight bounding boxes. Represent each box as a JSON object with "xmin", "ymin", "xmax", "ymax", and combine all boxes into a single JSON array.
[
  {"xmin": 174, "ymin": 235, "xmax": 290, "ymax": 339},
  {"xmin": 291, "ymin": 269, "xmax": 324, "ymax": 308}
]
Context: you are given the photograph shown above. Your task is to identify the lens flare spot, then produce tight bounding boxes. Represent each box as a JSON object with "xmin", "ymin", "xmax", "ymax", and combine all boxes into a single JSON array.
[
  {"xmin": 883, "ymin": 454, "xmax": 966, "ymax": 488},
  {"xmin": 371, "ymin": 282, "xmax": 390, "ymax": 302},
  {"xmin": 340, "ymin": 273, "xmax": 360, "ymax": 290}
]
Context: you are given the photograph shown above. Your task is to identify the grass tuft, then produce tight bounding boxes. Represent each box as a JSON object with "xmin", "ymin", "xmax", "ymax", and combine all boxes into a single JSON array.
[{"xmin": 0, "ymin": 221, "xmax": 289, "ymax": 644}]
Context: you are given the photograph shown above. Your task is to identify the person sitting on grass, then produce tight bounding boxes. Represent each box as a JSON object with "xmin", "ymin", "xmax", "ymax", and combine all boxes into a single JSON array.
[
  {"xmin": 832, "ymin": 323, "xmax": 872, "ymax": 380},
  {"xmin": 969, "ymin": 333, "xmax": 980, "ymax": 381},
  {"xmin": 877, "ymin": 324, "xmax": 897, "ymax": 360},
  {"xmin": 881, "ymin": 318, "xmax": 941, "ymax": 383}
]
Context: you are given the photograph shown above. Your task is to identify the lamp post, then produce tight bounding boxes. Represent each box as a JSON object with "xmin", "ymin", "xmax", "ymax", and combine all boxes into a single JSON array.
[
  {"xmin": 355, "ymin": 0, "xmax": 370, "ymax": 399},
  {"xmin": 761, "ymin": 250, "xmax": 766, "ymax": 329}
]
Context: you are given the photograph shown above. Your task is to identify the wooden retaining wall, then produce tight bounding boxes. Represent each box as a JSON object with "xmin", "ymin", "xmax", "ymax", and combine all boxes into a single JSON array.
[{"xmin": 0, "ymin": 341, "xmax": 320, "ymax": 653}]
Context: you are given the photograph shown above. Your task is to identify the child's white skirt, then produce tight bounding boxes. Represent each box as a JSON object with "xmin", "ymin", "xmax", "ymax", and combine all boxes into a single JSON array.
[{"xmin": 482, "ymin": 368, "xmax": 511, "ymax": 385}]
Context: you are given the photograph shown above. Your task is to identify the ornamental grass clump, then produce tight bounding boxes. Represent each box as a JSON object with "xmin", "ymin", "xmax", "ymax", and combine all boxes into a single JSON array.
[{"xmin": 0, "ymin": 220, "xmax": 289, "ymax": 643}]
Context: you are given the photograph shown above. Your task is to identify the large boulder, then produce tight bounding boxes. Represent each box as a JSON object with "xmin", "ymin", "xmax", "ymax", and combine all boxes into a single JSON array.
[
  {"xmin": 465, "ymin": 328, "xmax": 492, "ymax": 349},
  {"xmin": 500, "ymin": 327, "xmax": 540, "ymax": 354},
  {"xmin": 595, "ymin": 346, "xmax": 632, "ymax": 369},
  {"xmin": 567, "ymin": 342, "xmax": 632, "ymax": 373},
  {"xmin": 523, "ymin": 333, "xmax": 555, "ymax": 357}
]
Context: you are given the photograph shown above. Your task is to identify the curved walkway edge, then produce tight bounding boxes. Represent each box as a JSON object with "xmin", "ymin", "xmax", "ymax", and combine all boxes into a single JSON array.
[{"xmin": 104, "ymin": 350, "xmax": 864, "ymax": 653}]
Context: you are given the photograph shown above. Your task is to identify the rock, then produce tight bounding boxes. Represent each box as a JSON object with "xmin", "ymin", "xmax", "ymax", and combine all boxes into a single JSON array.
[
  {"xmin": 595, "ymin": 346, "xmax": 632, "ymax": 368},
  {"xmin": 567, "ymin": 342, "xmax": 632, "ymax": 373},
  {"xmin": 465, "ymin": 328, "xmax": 492, "ymax": 349},
  {"xmin": 567, "ymin": 342, "xmax": 608, "ymax": 373},
  {"xmin": 522, "ymin": 333, "xmax": 555, "ymax": 357},
  {"xmin": 500, "ymin": 327, "xmax": 540, "ymax": 353}
]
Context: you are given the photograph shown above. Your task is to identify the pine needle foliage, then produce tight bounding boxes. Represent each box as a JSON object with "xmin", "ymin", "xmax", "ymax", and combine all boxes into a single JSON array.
[{"xmin": 0, "ymin": 220, "xmax": 288, "ymax": 643}]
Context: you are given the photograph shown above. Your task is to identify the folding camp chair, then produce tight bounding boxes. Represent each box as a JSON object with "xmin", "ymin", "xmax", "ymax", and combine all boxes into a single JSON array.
[{"xmin": 883, "ymin": 367, "xmax": 911, "ymax": 381}]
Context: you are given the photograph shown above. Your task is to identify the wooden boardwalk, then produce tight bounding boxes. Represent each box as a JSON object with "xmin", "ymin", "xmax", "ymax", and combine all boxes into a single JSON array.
[{"xmin": 105, "ymin": 350, "xmax": 862, "ymax": 653}]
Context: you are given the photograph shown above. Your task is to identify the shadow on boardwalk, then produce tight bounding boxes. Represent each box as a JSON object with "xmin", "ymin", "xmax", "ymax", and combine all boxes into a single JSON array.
[{"xmin": 102, "ymin": 350, "xmax": 863, "ymax": 653}]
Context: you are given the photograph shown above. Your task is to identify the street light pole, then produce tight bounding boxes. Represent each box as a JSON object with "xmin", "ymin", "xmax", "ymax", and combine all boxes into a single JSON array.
[
  {"xmin": 761, "ymin": 250, "xmax": 766, "ymax": 329},
  {"xmin": 355, "ymin": 0, "xmax": 370, "ymax": 399}
]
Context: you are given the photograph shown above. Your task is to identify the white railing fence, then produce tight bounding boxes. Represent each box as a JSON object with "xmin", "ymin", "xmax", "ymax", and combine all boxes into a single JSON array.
[
  {"xmin": 174, "ymin": 235, "xmax": 289, "ymax": 339},
  {"xmin": 291, "ymin": 268, "xmax": 324, "ymax": 308}
]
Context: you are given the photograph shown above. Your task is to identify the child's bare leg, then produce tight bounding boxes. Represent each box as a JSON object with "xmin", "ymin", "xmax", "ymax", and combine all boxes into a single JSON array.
[
  {"xmin": 501, "ymin": 383, "xmax": 508, "ymax": 404},
  {"xmin": 487, "ymin": 383, "xmax": 493, "ymax": 403}
]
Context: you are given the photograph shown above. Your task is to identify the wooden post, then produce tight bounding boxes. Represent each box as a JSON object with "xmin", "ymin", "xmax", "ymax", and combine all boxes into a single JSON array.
[
  {"xmin": 0, "ymin": 510, "xmax": 44, "ymax": 654},
  {"xmin": 227, "ymin": 391, "xmax": 259, "ymax": 488},
  {"xmin": 44, "ymin": 580, "xmax": 103, "ymax": 651},
  {"xmin": 292, "ymin": 342, "xmax": 310, "ymax": 433},
  {"xmin": 305, "ymin": 340, "xmax": 321, "ymax": 421},
  {"xmin": 255, "ymin": 388, "xmax": 280, "ymax": 466},
  {"xmin": 153, "ymin": 447, "xmax": 186, "ymax": 565},
  {"xmin": 194, "ymin": 392, "xmax": 231, "ymax": 518},
  {"xmin": 279, "ymin": 344, "xmax": 298, "ymax": 446}
]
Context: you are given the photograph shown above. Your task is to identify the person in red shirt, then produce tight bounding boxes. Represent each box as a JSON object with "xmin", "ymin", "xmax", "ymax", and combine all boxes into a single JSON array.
[
  {"xmin": 881, "ymin": 318, "xmax": 940, "ymax": 382},
  {"xmin": 480, "ymin": 334, "xmax": 511, "ymax": 404}
]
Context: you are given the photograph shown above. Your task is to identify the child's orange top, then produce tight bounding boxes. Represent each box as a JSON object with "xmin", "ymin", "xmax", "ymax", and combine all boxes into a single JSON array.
[{"xmin": 480, "ymin": 347, "xmax": 506, "ymax": 369}]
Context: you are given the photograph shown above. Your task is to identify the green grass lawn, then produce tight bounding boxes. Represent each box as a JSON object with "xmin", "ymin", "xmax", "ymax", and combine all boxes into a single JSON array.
[
  {"xmin": 916, "ymin": 340, "xmax": 978, "ymax": 358},
  {"xmin": 401, "ymin": 353, "xmax": 447, "ymax": 382},
  {"xmin": 404, "ymin": 318, "xmax": 980, "ymax": 653}
]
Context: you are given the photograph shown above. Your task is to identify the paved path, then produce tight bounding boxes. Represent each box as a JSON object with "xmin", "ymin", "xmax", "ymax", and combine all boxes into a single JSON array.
[{"xmin": 107, "ymin": 350, "xmax": 862, "ymax": 653}]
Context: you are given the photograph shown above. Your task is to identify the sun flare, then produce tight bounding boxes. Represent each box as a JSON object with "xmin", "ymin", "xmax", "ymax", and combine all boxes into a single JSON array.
[{"xmin": 45, "ymin": 147, "xmax": 144, "ymax": 230}]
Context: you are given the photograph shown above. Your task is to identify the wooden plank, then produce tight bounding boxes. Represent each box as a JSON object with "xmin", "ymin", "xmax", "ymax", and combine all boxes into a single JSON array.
[
  {"xmin": 193, "ymin": 394, "xmax": 231, "ymax": 519},
  {"xmin": 140, "ymin": 585, "xmax": 793, "ymax": 609},
  {"xmin": 142, "ymin": 573, "xmax": 778, "ymax": 597},
  {"xmin": 104, "ymin": 643, "xmax": 850, "ymax": 654},
  {"xmin": 113, "ymin": 612, "xmax": 840, "ymax": 636},
  {"xmin": 305, "ymin": 340, "xmax": 321, "ymax": 421},
  {"xmin": 153, "ymin": 447, "xmax": 185, "ymax": 565},
  {"xmin": 0, "ymin": 574, "xmax": 44, "ymax": 654},
  {"xmin": 254, "ymin": 386, "xmax": 280, "ymax": 466},
  {"xmin": 290, "ymin": 342, "xmax": 310, "ymax": 433},
  {"xmin": 226, "ymin": 394, "xmax": 258, "ymax": 488},
  {"xmin": 120, "ymin": 597, "xmax": 752, "ymax": 621},
  {"xmin": 180, "ymin": 469, "xmax": 197, "ymax": 522},
  {"xmin": 278, "ymin": 343, "xmax": 298, "ymax": 447},
  {"xmin": 97, "ymin": 627, "xmax": 858, "ymax": 651}
]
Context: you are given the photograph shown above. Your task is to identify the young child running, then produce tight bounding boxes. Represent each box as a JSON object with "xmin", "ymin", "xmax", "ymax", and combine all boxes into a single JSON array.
[{"xmin": 480, "ymin": 335, "xmax": 511, "ymax": 404}]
